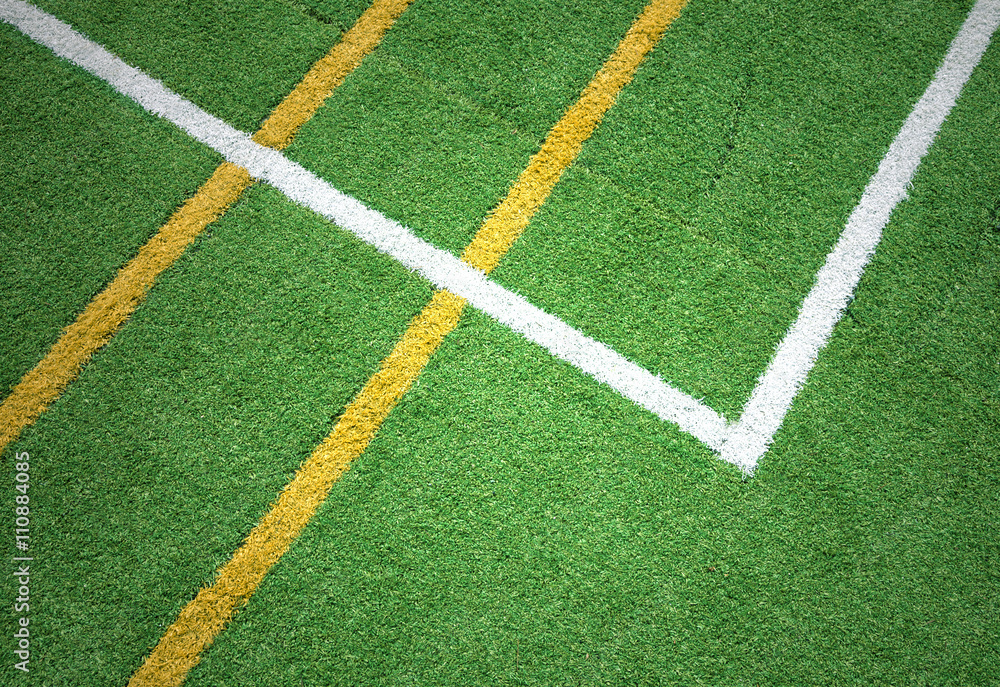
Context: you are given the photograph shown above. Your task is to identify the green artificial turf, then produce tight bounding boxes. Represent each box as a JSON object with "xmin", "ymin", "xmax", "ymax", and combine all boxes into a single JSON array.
[
  {"xmin": 184, "ymin": 40, "xmax": 1000, "ymax": 678},
  {"xmin": 493, "ymin": 0, "xmax": 981, "ymax": 417},
  {"xmin": 29, "ymin": 0, "xmax": 348, "ymax": 132},
  {"xmin": 2, "ymin": 181, "xmax": 434, "ymax": 684},
  {"xmin": 284, "ymin": 0, "xmax": 651, "ymax": 256},
  {"xmin": 186, "ymin": 38, "xmax": 1000, "ymax": 676},
  {"xmin": 2, "ymin": 0, "xmax": 998, "ymax": 684},
  {"xmin": 0, "ymin": 24, "xmax": 219, "ymax": 396}
]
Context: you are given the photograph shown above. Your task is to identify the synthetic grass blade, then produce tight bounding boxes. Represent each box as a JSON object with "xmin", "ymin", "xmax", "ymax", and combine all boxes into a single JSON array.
[
  {"xmin": 0, "ymin": 0, "xmax": 415, "ymax": 454},
  {"xmin": 126, "ymin": 1, "xmax": 690, "ymax": 684},
  {"xmin": 719, "ymin": 0, "xmax": 1000, "ymax": 473}
]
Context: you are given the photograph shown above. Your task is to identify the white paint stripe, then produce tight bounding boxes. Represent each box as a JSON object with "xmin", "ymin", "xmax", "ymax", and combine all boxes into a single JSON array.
[
  {"xmin": 719, "ymin": 0, "xmax": 1000, "ymax": 473},
  {"xmin": 0, "ymin": 0, "xmax": 732, "ymax": 451}
]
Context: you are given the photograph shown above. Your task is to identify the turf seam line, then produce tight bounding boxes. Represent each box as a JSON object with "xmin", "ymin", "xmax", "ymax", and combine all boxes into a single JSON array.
[
  {"xmin": 0, "ymin": 0, "xmax": 414, "ymax": 454},
  {"xmin": 719, "ymin": 0, "xmax": 1000, "ymax": 473},
  {"xmin": 0, "ymin": 0, "xmax": 729, "ymax": 452}
]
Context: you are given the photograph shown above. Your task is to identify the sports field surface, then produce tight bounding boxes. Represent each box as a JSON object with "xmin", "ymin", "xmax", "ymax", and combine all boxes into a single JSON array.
[{"xmin": 2, "ymin": 0, "xmax": 999, "ymax": 684}]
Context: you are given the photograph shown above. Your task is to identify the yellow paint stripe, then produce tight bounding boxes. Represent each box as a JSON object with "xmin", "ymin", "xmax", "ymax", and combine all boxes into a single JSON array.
[
  {"xmin": 127, "ymin": 290, "xmax": 464, "ymax": 686},
  {"xmin": 253, "ymin": 0, "xmax": 413, "ymax": 150},
  {"xmin": 129, "ymin": 1, "xmax": 688, "ymax": 684},
  {"xmin": 462, "ymin": 0, "xmax": 688, "ymax": 274},
  {"xmin": 0, "ymin": 0, "xmax": 415, "ymax": 456},
  {"xmin": 0, "ymin": 163, "xmax": 252, "ymax": 451}
]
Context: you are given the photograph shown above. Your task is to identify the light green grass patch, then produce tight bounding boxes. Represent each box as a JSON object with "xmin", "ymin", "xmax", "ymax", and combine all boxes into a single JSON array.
[{"xmin": 286, "ymin": 54, "xmax": 537, "ymax": 258}]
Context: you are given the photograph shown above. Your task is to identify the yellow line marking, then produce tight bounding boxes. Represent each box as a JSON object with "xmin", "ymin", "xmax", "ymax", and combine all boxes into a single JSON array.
[
  {"xmin": 462, "ymin": 0, "xmax": 688, "ymax": 273},
  {"xmin": 0, "ymin": 163, "xmax": 252, "ymax": 451},
  {"xmin": 0, "ymin": 0, "xmax": 415, "ymax": 456},
  {"xmin": 129, "ymin": 1, "xmax": 688, "ymax": 684},
  {"xmin": 253, "ymin": 0, "xmax": 413, "ymax": 151},
  {"xmin": 127, "ymin": 290, "xmax": 465, "ymax": 687}
]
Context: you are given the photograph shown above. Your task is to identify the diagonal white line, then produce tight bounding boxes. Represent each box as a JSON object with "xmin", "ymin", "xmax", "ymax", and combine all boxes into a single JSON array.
[
  {"xmin": 720, "ymin": 0, "xmax": 1000, "ymax": 473},
  {"xmin": 13, "ymin": 0, "xmax": 990, "ymax": 474},
  {"xmin": 0, "ymin": 0, "xmax": 733, "ymax": 452}
]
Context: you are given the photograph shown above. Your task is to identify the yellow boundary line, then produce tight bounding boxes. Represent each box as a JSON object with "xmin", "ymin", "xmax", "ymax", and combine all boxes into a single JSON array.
[
  {"xmin": 127, "ymin": 290, "xmax": 466, "ymax": 687},
  {"xmin": 253, "ymin": 0, "xmax": 413, "ymax": 151},
  {"xmin": 0, "ymin": 163, "xmax": 251, "ymax": 451},
  {"xmin": 0, "ymin": 0, "xmax": 415, "ymax": 454},
  {"xmin": 462, "ymin": 0, "xmax": 688, "ymax": 272},
  {"xmin": 128, "ymin": 1, "xmax": 688, "ymax": 684}
]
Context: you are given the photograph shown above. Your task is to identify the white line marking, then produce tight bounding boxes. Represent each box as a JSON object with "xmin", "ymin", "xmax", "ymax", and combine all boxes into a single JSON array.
[
  {"xmin": 7, "ymin": 0, "xmax": 993, "ymax": 473},
  {"xmin": 719, "ymin": 0, "xmax": 1000, "ymax": 473},
  {"xmin": 0, "ymin": 0, "xmax": 732, "ymax": 452}
]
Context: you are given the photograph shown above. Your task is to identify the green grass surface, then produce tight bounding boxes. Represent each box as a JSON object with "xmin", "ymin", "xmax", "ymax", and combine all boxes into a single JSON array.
[
  {"xmin": 2, "ymin": 0, "xmax": 999, "ymax": 684},
  {"xmin": 6, "ymin": 182, "xmax": 434, "ymax": 684},
  {"xmin": 0, "ymin": 23, "xmax": 219, "ymax": 396},
  {"xmin": 30, "ymin": 0, "xmax": 347, "ymax": 131}
]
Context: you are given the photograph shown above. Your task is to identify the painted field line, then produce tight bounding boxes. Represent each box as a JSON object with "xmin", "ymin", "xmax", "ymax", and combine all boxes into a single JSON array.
[
  {"xmin": 125, "ymin": 2, "xmax": 691, "ymax": 684},
  {"xmin": 719, "ymin": 0, "xmax": 1000, "ymax": 473},
  {"xmin": 0, "ymin": 0, "xmax": 415, "ymax": 454},
  {"xmin": 253, "ymin": 0, "xmax": 414, "ymax": 151},
  {"xmin": 462, "ymin": 0, "xmax": 688, "ymax": 272},
  {"xmin": 0, "ymin": 0, "xmax": 729, "ymax": 455},
  {"xmin": 128, "ymin": 289, "xmax": 466, "ymax": 687}
]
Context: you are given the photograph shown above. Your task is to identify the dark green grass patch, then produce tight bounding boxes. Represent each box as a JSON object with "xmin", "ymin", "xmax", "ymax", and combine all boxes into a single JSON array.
[
  {"xmin": 285, "ymin": 0, "xmax": 651, "ymax": 258},
  {"xmin": 493, "ymin": 0, "xmax": 982, "ymax": 419},
  {"xmin": 492, "ymin": 164, "xmax": 785, "ymax": 420},
  {"xmin": 28, "ymin": 0, "xmax": 350, "ymax": 132},
  {"xmin": 364, "ymin": 0, "xmax": 651, "ymax": 144},
  {"xmin": 1, "ymin": 183, "xmax": 434, "ymax": 686},
  {"xmin": 584, "ymin": 0, "xmax": 978, "ymax": 277},
  {"xmin": 0, "ymin": 24, "xmax": 219, "ymax": 396},
  {"xmin": 278, "ymin": 0, "xmax": 375, "ymax": 32}
]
